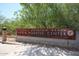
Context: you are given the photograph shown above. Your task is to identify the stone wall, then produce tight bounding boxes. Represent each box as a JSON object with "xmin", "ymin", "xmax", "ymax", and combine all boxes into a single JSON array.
[{"xmin": 16, "ymin": 31, "xmax": 79, "ymax": 48}]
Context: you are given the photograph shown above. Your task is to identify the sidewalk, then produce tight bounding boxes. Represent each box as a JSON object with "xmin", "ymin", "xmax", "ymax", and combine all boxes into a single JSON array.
[{"xmin": 0, "ymin": 37, "xmax": 24, "ymax": 56}]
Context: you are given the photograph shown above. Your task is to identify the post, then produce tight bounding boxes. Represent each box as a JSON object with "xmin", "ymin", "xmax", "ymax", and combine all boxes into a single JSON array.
[{"xmin": 2, "ymin": 27, "xmax": 7, "ymax": 44}]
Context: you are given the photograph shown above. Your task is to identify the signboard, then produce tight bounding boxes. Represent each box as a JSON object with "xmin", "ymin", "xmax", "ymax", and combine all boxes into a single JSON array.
[{"xmin": 16, "ymin": 28, "xmax": 76, "ymax": 40}]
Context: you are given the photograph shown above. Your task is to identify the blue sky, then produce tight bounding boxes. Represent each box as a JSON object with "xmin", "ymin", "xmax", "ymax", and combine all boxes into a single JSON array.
[{"xmin": 0, "ymin": 3, "xmax": 21, "ymax": 19}]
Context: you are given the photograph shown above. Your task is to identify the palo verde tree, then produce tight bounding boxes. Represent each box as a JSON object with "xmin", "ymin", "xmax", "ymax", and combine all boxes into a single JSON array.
[{"xmin": 15, "ymin": 3, "xmax": 79, "ymax": 30}]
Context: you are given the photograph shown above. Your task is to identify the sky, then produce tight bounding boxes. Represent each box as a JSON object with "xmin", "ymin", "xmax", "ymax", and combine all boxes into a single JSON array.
[{"xmin": 0, "ymin": 3, "xmax": 21, "ymax": 19}]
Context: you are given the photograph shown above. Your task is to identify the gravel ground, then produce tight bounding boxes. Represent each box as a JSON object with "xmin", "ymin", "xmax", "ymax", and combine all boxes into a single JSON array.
[{"xmin": 0, "ymin": 37, "xmax": 79, "ymax": 56}]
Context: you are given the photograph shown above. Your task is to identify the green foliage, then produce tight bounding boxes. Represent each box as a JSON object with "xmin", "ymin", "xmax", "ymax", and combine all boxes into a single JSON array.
[
  {"xmin": 16, "ymin": 3, "xmax": 79, "ymax": 30},
  {"xmin": 1, "ymin": 3, "xmax": 79, "ymax": 35}
]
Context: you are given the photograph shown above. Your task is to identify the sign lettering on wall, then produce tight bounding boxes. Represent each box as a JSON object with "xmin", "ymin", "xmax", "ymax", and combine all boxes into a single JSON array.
[{"xmin": 16, "ymin": 28, "xmax": 76, "ymax": 40}]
